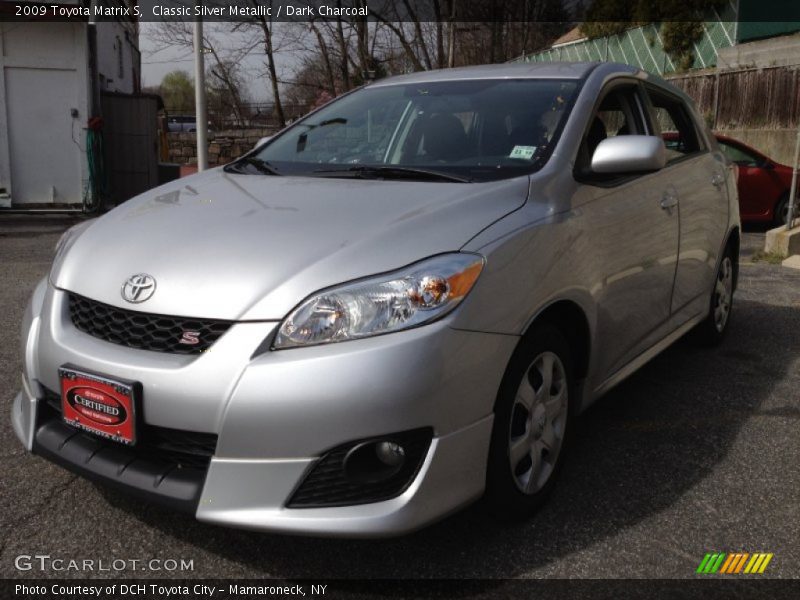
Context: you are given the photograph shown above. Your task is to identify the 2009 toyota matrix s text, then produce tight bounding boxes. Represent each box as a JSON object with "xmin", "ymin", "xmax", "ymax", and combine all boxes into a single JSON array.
[{"xmin": 13, "ymin": 62, "xmax": 739, "ymax": 537}]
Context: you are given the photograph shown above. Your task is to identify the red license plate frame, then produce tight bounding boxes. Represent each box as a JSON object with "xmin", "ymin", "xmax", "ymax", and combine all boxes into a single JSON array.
[{"xmin": 59, "ymin": 365, "xmax": 139, "ymax": 446}]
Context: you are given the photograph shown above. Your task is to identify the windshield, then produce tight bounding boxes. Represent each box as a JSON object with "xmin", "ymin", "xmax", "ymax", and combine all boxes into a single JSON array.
[{"xmin": 250, "ymin": 78, "xmax": 580, "ymax": 182}]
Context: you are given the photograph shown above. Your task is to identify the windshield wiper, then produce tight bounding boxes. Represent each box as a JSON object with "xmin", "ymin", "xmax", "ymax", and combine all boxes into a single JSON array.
[
  {"xmin": 296, "ymin": 117, "xmax": 348, "ymax": 130},
  {"xmin": 224, "ymin": 156, "xmax": 281, "ymax": 176},
  {"xmin": 312, "ymin": 165, "xmax": 471, "ymax": 183}
]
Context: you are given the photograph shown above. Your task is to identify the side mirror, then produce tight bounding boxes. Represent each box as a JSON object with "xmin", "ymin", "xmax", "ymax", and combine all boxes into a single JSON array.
[
  {"xmin": 254, "ymin": 136, "xmax": 272, "ymax": 150},
  {"xmin": 591, "ymin": 135, "xmax": 667, "ymax": 174}
]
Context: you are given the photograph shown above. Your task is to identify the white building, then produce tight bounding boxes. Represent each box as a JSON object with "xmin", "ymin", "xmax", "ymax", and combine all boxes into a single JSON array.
[
  {"xmin": 0, "ymin": 2, "xmax": 140, "ymax": 208},
  {"xmin": 96, "ymin": 16, "xmax": 140, "ymax": 94}
]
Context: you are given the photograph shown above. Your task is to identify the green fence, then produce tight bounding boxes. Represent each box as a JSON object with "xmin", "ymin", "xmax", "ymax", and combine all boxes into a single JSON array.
[{"xmin": 516, "ymin": 4, "xmax": 738, "ymax": 75}]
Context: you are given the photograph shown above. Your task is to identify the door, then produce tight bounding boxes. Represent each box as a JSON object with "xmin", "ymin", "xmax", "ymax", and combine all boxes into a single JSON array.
[
  {"xmin": 644, "ymin": 86, "xmax": 728, "ymax": 314},
  {"xmin": 575, "ymin": 82, "xmax": 680, "ymax": 377},
  {"xmin": 5, "ymin": 67, "xmax": 82, "ymax": 204}
]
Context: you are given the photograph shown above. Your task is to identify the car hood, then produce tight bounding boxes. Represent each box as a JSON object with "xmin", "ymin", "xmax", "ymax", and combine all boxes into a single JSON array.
[{"xmin": 54, "ymin": 168, "xmax": 529, "ymax": 320}]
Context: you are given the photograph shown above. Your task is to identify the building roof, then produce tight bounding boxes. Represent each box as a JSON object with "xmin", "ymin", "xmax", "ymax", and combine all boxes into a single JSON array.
[{"xmin": 551, "ymin": 26, "xmax": 587, "ymax": 47}]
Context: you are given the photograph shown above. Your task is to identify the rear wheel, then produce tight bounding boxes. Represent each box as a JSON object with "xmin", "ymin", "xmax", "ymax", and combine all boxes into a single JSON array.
[
  {"xmin": 691, "ymin": 248, "xmax": 735, "ymax": 346},
  {"xmin": 485, "ymin": 324, "xmax": 573, "ymax": 519}
]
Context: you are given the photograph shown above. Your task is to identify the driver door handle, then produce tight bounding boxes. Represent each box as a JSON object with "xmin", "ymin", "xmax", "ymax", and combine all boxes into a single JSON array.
[{"xmin": 661, "ymin": 190, "xmax": 679, "ymax": 210}]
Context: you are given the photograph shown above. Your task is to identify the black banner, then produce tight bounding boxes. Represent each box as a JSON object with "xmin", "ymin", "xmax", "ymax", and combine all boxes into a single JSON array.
[
  {"xmin": 4, "ymin": 579, "xmax": 800, "ymax": 600},
  {"xmin": 2, "ymin": 0, "xmax": 800, "ymax": 23}
]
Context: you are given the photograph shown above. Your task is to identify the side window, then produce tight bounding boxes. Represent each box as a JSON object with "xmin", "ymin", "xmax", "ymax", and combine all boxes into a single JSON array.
[
  {"xmin": 576, "ymin": 85, "xmax": 646, "ymax": 179},
  {"xmin": 646, "ymin": 89, "xmax": 703, "ymax": 163}
]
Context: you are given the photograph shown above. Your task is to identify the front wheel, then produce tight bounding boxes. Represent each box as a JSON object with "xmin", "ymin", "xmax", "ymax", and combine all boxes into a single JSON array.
[{"xmin": 485, "ymin": 324, "xmax": 574, "ymax": 519}]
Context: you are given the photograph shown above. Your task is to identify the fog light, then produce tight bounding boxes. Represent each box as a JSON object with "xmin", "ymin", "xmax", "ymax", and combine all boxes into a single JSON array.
[
  {"xmin": 344, "ymin": 440, "xmax": 407, "ymax": 483},
  {"xmin": 375, "ymin": 441, "xmax": 405, "ymax": 467},
  {"xmin": 288, "ymin": 428, "xmax": 432, "ymax": 507}
]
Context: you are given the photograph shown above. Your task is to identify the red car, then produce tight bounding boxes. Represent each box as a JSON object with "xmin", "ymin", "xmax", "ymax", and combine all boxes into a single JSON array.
[{"xmin": 665, "ymin": 133, "xmax": 797, "ymax": 225}]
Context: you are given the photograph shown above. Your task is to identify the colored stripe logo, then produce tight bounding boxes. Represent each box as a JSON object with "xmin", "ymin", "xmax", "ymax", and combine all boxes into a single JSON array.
[{"xmin": 696, "ymin": 552, "xmax": 773, "ymax": 574}]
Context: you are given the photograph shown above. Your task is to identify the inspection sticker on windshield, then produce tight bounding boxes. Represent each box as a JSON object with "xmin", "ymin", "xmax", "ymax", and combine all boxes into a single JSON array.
[{"xmin": 510, "ymin": 145, "xmax": 536, "ymax": 159}]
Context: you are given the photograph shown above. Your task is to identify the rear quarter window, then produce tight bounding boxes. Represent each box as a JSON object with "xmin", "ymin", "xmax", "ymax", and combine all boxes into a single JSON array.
[{"xmin": 646, "ymin": 89, "xmax": 704, "ymax": 163}]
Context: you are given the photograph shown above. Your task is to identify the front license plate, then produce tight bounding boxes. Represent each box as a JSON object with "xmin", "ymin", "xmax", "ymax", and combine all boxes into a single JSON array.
[{"xmin": 59, "ymin": 365, "xmax": 138, "ymax": 445}]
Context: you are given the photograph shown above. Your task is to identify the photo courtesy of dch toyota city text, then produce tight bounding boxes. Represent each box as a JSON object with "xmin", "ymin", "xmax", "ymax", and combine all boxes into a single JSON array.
[{"xmin": 1, "ymin": 1, "xmax": 799, "ymax": 599}]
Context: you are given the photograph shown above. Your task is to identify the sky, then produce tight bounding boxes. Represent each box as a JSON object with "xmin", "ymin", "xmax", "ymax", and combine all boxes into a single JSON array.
[
  {"xmin": 140, "ymin": 23, "xmax": 200, "ymax": 88},
  {"xmin": 139, "ymin": 22, "xmax": 303, "ymax": 102}
]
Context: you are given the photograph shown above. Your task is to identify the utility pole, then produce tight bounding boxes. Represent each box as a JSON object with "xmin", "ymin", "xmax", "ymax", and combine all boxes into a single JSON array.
[
  {"xmin": 447, "ymin": 0, "xmax": 457, "ymax": 68},
  {"xmin": 786, "ymin": 122, "xmax": 800, "ymax": 230},
  {"xmin": 194, "ymin": 6, "xmax": 208, "ymax": 171}
]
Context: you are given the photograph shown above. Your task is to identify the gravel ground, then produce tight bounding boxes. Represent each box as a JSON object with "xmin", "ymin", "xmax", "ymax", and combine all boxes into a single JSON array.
[{"xmin": 1, "ymin": 216, "xmax": 798, "ymax": 584}]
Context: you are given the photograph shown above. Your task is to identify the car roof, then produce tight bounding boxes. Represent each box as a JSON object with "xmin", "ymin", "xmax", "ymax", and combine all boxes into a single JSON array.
[{"xmin": 368, "ymin": 62, "xmax": 612, "ymax": 87}]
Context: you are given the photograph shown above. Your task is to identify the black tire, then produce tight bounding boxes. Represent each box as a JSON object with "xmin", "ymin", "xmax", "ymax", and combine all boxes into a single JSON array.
[
  {"xmin": 773, "ymin": 193, "xmax": 799, "ymax": 228},
  {"xmin": 773, "ymin": 195, "xmax": 789, "ymax": 228},
  {"xmin": 485, "ymin": 324, "xmax": 575, "ymax": 520},
  {"xmin": 691, "ymin": 246, "xmax": 736, "ymax": 346}
]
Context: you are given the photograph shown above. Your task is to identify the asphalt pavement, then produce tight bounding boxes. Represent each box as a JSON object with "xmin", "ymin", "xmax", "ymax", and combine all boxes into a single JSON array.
[{"xmin": 1, "ymin": 215, "xmax": 798, "ymax": 582}]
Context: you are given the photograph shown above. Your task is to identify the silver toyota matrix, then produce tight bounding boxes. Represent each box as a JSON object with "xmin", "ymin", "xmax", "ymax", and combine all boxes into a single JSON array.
[{"xmin": 13, "ymin": 63, "xmax": 739, "ymax": 537}]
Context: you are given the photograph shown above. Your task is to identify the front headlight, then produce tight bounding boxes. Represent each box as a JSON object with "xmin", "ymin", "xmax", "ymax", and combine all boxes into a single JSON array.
[{"xmin": 273, "ymin": 253, "xmax": 485, "ymax": 349}]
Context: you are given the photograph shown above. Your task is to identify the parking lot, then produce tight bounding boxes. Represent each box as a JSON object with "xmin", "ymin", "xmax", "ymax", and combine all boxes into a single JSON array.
[{"xmin": 1, "ymin": 216, "xmax": 798, "ymax": 580}]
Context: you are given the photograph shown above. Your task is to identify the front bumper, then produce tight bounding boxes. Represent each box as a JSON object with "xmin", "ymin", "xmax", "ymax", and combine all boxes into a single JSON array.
[
  {"xmin": 196, "ymin": 416, "xmax": 493, "ymax": 536},
  {"xmin": 13, "ymin": 283, "xmax": 517, "ymax": 536}
]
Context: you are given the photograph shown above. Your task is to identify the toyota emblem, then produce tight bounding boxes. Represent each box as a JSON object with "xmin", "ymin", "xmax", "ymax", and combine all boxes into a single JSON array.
[{"xmin": 121, "ymin": 274, "xmax": 156, "ymax": 303}]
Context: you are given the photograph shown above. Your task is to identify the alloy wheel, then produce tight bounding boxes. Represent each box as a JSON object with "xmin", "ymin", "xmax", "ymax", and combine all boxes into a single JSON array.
[
  {"xmin": 713, "ymin": 256, "xmax": 734, "ymax": 332},
  {"xmin": 507, "ymin": 351, "xmax": 569, "ymax": 495}
]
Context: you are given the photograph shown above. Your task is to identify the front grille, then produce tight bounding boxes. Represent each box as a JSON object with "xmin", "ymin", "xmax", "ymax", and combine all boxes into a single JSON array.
[
  {"xmin": 41, "ymin": 388, "xmax": 217, "ymax": 469},
  {"xmin": 288, "ymin": 428, "xmax": 432, "ymax": 508},
  {"xmin": 68, "ymin": 293, "xmax": 232, "ymax": 355}
]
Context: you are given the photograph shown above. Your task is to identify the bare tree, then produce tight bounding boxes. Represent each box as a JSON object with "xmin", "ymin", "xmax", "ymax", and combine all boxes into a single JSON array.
[
  {"xmin": 146, "ymin": 2, "xmax": 573, "ymax": 128},
  {"xmin": 308, "ymin": 19, "xmax": 338, "ymax": 94},
  {"xmin": 148, "ymin": 15, "xmax": 303, "ymax": 129},
  {"xmin": 243, "ymin": 0, "xmax": 287, "ymax": 127},
  {"xmin": 148, "ymin": 22, "xmax": 254, "ymax": 121},
  {"xmin": 207, "ymin": 60, "xmax": 249, "ymax": 128}
]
